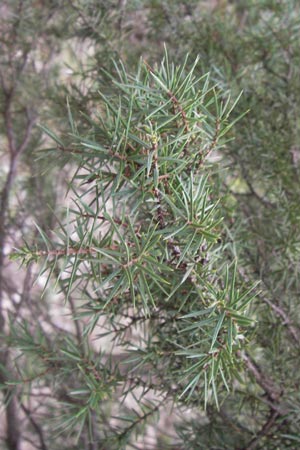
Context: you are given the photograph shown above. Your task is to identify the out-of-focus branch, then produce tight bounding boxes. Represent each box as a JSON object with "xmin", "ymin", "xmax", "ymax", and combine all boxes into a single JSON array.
[
  {"xmin": 3, "ymin": 396, "xmax": 21, "ymax": 450},
  {"xmin": 238, "ymin": 263, "xmax": 300, "ymax": 345},
  {"xmin": 3, "ymin": 92, "xmax": 17, "ymax": 155},
  {"xmin": 239, "ymin": 351, "xmax": 283, "ymax": 406},
  {"xmin": 242, "ymin": 409, "xmax": 279, "ymax": 450},
  {"xmin": 17, "ymin": 109, "xmax": 36, "ymax": 155},
  {"xmin": 0, "ymin": 102, "xmax": 36, "ymax": 321},
  {"xmin": 259, "ymin": 289, "xmax": 300, "ymax": 344},
  {"xmin": 20, "ymin": 403, "xmax": 48, "ymax": 450},
  {"xmin": 0, "ymin": 17, "xmax": 36, "ymax": 450}
]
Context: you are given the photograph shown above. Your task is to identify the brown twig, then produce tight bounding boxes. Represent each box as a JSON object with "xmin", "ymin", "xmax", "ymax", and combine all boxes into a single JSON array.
[
  {"xmin": 241, "ymin": 409, "xmax": 279, "ymax": 450},
  {"xmin": 20, "ymin": 403, "xmax": 48, "ymax": 450},
  {"xmin": 260, "ymin": 292, "xmax": 300, "ymax": 344},
  {"xmin": 238, "ymin": 264, "xmax": 300, "ymax": 344},
  {"xmin": 238, "ymin": 351, "xmax": 283, "ymax": 407}
]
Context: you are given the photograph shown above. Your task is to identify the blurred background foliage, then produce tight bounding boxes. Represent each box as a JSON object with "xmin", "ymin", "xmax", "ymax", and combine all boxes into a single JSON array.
[{"xmin": 1, "ymin": 1, "xmax": 300, "ymax": 449}]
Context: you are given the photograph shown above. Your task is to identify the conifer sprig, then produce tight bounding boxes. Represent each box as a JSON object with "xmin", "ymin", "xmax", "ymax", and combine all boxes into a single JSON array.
[{"xmin": 11, "ymin": 51, "xmax": 255, "ymax": 443}]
